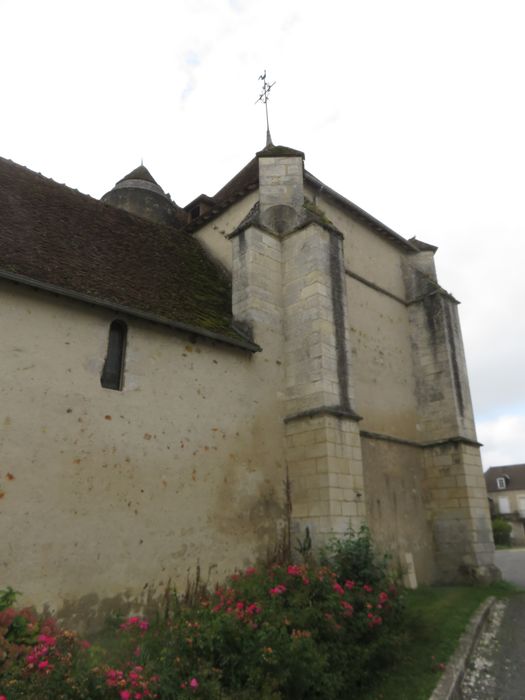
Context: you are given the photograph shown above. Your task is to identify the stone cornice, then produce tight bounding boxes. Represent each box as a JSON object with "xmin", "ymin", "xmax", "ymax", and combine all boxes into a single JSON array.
[
  {"xmin": 227, "ymin": 205, "xmax": 344, "ymax": 241},
  {"xmin": 284, "ymin": 405, "xmax": 363, "ymax": 424},
  {"xmin": 407, "ymin": 288, "xmax": 460, "ymax": 306},
  {"xmin": 345, "ymin": 268, "xmax": 407, "ymax": 306},
  {"xmin": 360, "ymin": 430, "xmax": 482, "ymax": 449}
]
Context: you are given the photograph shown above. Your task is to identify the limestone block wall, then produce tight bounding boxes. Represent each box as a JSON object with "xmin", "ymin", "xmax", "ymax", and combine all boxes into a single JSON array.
[
  {"xmin": 259, "ymin": 156, "xmax": 303, "ymax": 214},
  {"xmin": 0, "ymin": 279, "xmax": 287, "ymax": 630},
  {"xmin": 284, "ymin": 414, "xmax": 365, "ymax": 542},
  {"xmin": 306, "ymin": 186, "xmax": 408, "ymax": 300},
  {"xmin": 280, "ymin": 220, "xmax": 365, "ymax": 541},
  {"xmin": 361, "ymin": 437, "xmax": 436, "ymax": 584},
  {"xmin": 303, "ymin": 186, "xmax": 419, "ymax": 437},
  {"xmin": 403, "ymin": 252, "xmax": 496, "ymax": 581},
  {"xmin": 230, "ymin": 218, "xmax": 365, "ymax": 544},
  {"xmin": 345, "ymin": 276, "xmax": 419, "ymax": 439},
  {"xmin": 423, "ymin": 442, "xmax": 495, "ymax": 582},
  {"xmin": 227, "ymin": 150, "xmax": 367, "ymax": 547},
  {"xmin": 302, "ymin": 182, "xmax": 496, "ymax": 582},
  {"xmin": 232, "ymin": 226, "xmax": 283, "ymax": 337},
  {"xmin": 197, "ymin": 159, "xmax": 494, "ymax": 583},
  {"xmin": 282, "ymin": 224, "xmax": 355, "ymax": 415},
  {"xmin": 406, "ymin": 292, "xmax": 477, "ymax": 442}
]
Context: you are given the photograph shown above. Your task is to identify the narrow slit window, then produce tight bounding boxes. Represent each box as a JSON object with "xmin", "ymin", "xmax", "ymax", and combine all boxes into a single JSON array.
[{"xmin": 101, "ymin": 320, "xmax": 127, "ymax": 390}]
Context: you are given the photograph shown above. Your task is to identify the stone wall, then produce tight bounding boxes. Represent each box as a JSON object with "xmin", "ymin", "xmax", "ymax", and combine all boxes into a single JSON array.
[
  {"xmin": 360, "ymin": 437, "xmax": 436, "ymax": 585},
  {"xmin": 303, "ymin": 182, "xmax": 496, "ymax": 583},
  {"xmin": 1, "ymin": 145, "xmax": 499, "ymax": 634},
  {"xmin": 194, "ymin": 192, "xmax": 259, "ymax": 272},
  {"xmin": 422, "ymin": 441, "xmax": 495, "ymax": 581},
  {"xmin": 0, "ymin": 278, "xmax": 287, "ymax": 631}
]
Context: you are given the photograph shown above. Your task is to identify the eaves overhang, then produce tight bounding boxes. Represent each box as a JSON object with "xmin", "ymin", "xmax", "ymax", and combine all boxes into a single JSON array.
[{"xmin": 0, "ymin": 268, "xmax": 261, "ymax": 353}]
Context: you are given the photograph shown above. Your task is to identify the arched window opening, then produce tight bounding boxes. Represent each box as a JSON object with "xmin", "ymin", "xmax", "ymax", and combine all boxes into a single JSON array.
[{"xmin": 101, "ymin": 320, "xmax": 127, "ymax": 390}]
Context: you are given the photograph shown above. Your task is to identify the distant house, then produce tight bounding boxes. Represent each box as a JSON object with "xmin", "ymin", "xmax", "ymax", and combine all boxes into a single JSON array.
[{"xmin": 485, "ymin": 465, "xmax": 525, "ymax": 544}]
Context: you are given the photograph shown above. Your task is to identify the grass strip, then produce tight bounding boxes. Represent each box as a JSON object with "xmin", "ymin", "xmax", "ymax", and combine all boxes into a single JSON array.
[{"xmin": 361, "ymin": 581, "xmax": 519, "ymax": 700}]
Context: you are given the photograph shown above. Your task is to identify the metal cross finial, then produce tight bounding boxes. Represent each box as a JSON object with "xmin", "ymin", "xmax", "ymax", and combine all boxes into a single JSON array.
[{"xmin": 256, "ymin": 70, "xmax": 275, "ymax": 146}]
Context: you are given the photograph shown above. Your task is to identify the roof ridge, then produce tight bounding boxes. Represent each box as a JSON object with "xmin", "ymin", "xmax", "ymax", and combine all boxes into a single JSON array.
[{"xmin": 0, "ymin": 155, "xmax": 112, "ymax": 209}]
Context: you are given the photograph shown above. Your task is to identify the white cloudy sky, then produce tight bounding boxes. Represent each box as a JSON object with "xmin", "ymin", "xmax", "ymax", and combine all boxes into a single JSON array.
[{"xmin": 1, "ymin": 0, "xmax": 524, "ymax": 469}]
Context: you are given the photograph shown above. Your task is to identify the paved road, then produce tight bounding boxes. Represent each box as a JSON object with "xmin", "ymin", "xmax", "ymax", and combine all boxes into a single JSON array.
[
  {"xmin": 460, "ymin": 550, "xmax": 525, "ymax": 698},
  {"xmin": 462, "ymin": 595, "xmax": 525, "ymax": 699},
  {"xmin": 495, "ymin": 548, "xmax": 525, "ymax": 588}
]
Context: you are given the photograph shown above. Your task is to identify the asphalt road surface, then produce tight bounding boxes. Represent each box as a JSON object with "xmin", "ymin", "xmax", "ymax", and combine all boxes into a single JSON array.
[
  {"xmin": 461, "ymin": 596, "xmax": 525, "ymax": 699},
  {"xmin": 461, "ymin": 550, "xmax": 525, "ymax": 699},
  {"xmin": 495, "ymin": 548, "xmax": 525, "ymax": 588}
]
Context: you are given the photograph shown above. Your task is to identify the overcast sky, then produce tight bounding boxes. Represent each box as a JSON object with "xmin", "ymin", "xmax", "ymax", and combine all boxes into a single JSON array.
[{"xmin": 1, "ymin": 0, "xmax": 523, "ymax": 469}]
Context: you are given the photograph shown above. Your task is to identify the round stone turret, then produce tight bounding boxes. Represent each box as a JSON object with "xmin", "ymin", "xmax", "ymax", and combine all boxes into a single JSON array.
[{"xmin": 102, "ymin": 165, "xmax": 186, "ymax": 228}]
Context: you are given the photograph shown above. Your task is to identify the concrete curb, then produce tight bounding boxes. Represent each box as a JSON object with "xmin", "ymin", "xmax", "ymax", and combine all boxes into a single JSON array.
[{"xmin": 429, "ymin": 596, "xmax": 497, "ymax": 700}]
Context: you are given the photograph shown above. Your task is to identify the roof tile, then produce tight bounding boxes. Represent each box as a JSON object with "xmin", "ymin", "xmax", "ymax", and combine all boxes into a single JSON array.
[{"xmin": 0, "ymin": 157, "xmax": 252, "ymax": 348}]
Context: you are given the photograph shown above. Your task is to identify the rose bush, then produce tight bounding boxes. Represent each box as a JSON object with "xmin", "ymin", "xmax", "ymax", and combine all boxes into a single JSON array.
[{"xmin": 1, "ymin": 531, "xmax": 404, "ymax": 699}]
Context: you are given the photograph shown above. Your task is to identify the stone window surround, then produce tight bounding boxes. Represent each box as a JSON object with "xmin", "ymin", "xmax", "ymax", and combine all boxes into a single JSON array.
[{"xmin": 100, "ymin": 319, "xmax": 127, "ymax": 391}]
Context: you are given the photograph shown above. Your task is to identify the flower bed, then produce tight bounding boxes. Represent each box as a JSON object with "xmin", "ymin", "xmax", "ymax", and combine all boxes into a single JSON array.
[{"xmin": 0, "ymin": 530, "xmax": 405, "ymax": 699}]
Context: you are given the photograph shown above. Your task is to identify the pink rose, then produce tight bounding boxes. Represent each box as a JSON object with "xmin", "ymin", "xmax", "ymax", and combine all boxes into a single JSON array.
[
  {"xmin": 332, "ymin": 582, "xmax": 345, "ymax": 596},
  {"xmin": 269, "ymin": 584, "xmax": 286, "ymax": 596}
]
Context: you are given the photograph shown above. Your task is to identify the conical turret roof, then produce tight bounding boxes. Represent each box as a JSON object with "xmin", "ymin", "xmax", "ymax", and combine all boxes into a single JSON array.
[
  {"xmin": 113, "ymin": 164, "xmax": 166, "ymax": 197},
  {"xmin": 102, "ymin": 163, "xmax": 186, "ymax": 227},
  {"xmin": 116, "ymin": 165, "xmax": 159, "ymax": 187}
]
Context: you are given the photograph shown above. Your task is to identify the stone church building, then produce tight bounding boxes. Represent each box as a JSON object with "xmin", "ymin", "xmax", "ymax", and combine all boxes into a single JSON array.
[{"xmin": 0, "ymin": 141, "xmax": 496, "ymax": 626}]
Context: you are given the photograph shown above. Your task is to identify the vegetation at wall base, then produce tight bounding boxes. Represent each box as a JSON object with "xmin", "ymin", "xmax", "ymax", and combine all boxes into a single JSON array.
[
  {"xmin": 361, "ymin": 581, "xmax": 518, "ymax": 700},
  {"xmin": 0, "ymin": 528, "xmax": 510, "ymax": 700}
]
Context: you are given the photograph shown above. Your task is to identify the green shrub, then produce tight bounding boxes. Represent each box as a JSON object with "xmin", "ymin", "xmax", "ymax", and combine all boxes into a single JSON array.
[
  {"xmin": 492, "ymin": 517, "xmax": 512, "ymax": 546},
  {"xmin": 0, "ymin": 586, "xmax": 39, "ymax": 676},
  {"xmin": 0, "ymin": 589, "xmax": 97, "ymax": 699},
  {"xmin": 321, "ymin": 524, "xmax": 392, "ymax": 587},
  {"xmin": 120, "ymin": 560, "xmax": 404, "ymax": 699}
]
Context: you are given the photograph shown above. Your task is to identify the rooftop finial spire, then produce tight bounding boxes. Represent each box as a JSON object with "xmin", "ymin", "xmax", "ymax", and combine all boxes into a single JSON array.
[{"xmin": 256, "ymin": 70, "xmax": 275, "ymax": 147}]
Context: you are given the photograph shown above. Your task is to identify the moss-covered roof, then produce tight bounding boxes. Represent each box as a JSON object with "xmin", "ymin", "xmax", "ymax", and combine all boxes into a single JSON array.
[
  {"xmin": 213, "ymin": 157, "xmax": 259, "ymax": 204},
  {"xmin": 0, "ymin": 157, "xmax": 257, "ymax": 350}
]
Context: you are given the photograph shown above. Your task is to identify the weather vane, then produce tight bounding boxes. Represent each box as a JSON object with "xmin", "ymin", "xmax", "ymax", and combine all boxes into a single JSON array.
[{"xmin": 256, "ymin": 70, "xmax": 275, "ymax": 146}]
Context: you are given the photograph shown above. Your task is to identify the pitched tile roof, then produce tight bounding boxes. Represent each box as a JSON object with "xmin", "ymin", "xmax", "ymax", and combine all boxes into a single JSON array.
[
  {"xmin": 187, "ymin": 146, "xmax": 419, "ymax": 252},
  {"xmin": 485, "ymin": 465, "xmax": 525, "ymax": 492},
  {"xmin": 0, "ymin": 157, "xmax": 257, "ymax": 350}
]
